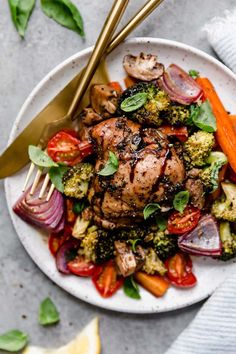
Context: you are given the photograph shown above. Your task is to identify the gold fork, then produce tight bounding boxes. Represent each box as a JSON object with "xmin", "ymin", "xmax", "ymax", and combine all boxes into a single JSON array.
[{"xmin": 23, "ymin": 0, "xmax": 164, "ymax": 200}]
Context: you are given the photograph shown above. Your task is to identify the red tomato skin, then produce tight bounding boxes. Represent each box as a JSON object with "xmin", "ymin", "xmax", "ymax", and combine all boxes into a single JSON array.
[
  {"xmin": 67, "ymin": 256, "xmax": 96, "ymax": 277},
  {"xmin": 92, "ymin": 261, "xmax": 124, "ymax": 298},
  {"xmin": 48, "ymin": 225, "xmax": 72, "ymax": 256},
  {"xmin": 165, "ymin": 253, "xmax": 197, "ymax": 288},
  {"xmin": 167, "ymin": 206, "xmax": 201, "ymax": 235}
]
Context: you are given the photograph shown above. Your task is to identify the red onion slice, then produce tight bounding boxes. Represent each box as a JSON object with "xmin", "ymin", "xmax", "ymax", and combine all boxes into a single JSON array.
[
  {"xmin": 56, "ymin": 238, "xmax": 80, "ymax": 274},
  {"xmin": 178, "ymin": 215, "xmax": 222, "ymax": 256},
  {"xmin": 159, "ymin": 64, "xmax": 202, "ymax": 105}
]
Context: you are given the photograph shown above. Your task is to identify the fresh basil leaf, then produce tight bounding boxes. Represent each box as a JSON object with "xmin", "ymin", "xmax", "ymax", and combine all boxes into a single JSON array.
[
  {"xmin": 188, "ymin": 69, "xmax": 199, "ymax": 79},
  {"xmin": 97, "ymin": 151, "xmax": 119, "ymax": 176},
  {"xmin": 156, "ymin": 215, "xmax": 167, "ymax": 231},
  {"xmin": 38, "ymin": 297, "xmax": 60, "ymax": 326},
  {"xmin": 0, "ymin": 330, "xmax": 28, "ymax": 352},
  {"xmin": 123, "ymin": 276, "xmax": 141, "ymax": 300},
  {"xmin": 129, "ymin": 239, "xmax": 141, "ymax": 253},
  {"xmin": 41, "ymin": 0, "xmax": 84, "ymax": 36},
  {"xmin": 143, "ymin": 203, "xmax": 160, "ymax": 220},
  {"xmin": 192, "ymin": 100, "xmax": 217, "ymax": 133},
  {"xmin": 73, "ymin": 200, "xmax": 86, "ymax": 214},
  {"xmin": 188, "ymin": 104, "xmax": 200, "ymax": 126},
  {"xmin": 49, "ymin": 165, "xmax": 68, "ymax": 192},
  {"xmin": 29, "ymin": 145, "xmax": 58, "ymax": 168},
  {"xmin": 121, "ymin": 92, "xmax": 148, "ymax": 112},
  {"xmin": 173, "ymin": 191, "xmax": 189, "ymax": 213},
  {"xmin": 8, "ymin": 0, "xmax": 36, "ymax": 38}
]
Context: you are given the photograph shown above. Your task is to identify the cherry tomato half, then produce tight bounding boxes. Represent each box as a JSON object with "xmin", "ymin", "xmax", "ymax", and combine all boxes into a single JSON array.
[
  {"xmin": 47, "ymin": 131, "xmax": 93, "ymax": 166},
  {"xmin": 167, "ymin": 206, "xmax": 201, "ymax": 235},
  {"xmin": 48, "ymin": 225, "xmax": 72, "ymax": 256},
  {"xmin": 67, "ymin": 256, "xmax": 96, "ymax": 277},
  {"xmin": 92, "ymin": 260, "xmax": 124, "ymax": 298},
  {"xmin": 165, "ymin": 253, "xmax": 197, "ymax": 288}
]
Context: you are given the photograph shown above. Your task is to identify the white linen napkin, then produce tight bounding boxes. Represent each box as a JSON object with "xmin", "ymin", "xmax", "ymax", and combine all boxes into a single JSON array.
[{"xmin": 165, "ymin": 10, "xmax": 236, "ymax": 354}]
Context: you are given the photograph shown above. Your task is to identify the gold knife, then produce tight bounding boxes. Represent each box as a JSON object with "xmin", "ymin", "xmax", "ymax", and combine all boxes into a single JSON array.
[{"xmin": 0, "ymin": 0, "xmax": 164, "ymax": 178}]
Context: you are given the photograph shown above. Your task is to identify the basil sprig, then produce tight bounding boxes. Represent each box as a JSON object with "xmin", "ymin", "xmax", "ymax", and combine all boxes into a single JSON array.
[
  {"xmin": 8, "ymin": 0, "xmax": 36, "ymax": 38},
  {"xmin": 29, "ymin": 145, "xmax": 58, "ymax": 168},
  {"xmin": 38, "ymin": 297, "xmax": 60, "ymax": 326},
  {"xmin": 0, "ymin": 330, "xmax": 28, "ymax": 352},
  {"xmin": 123, "ymin": 276, "xmax": 141, "ymax": 300},
  {"xmin": 97, "ymin": 151, "xmax": 119, "ymax": 176},
  {"xmin": 49, "ymin": 165, "xmax": 68, "ymax": 193},
  {"xmin": 191, "ymin": 100, "xmax": 217, "ymax": 133},
  {"xmin": 188, "ymin": 69, "xmax": 199, "ymax": 79},
  {"xmin": 41, "ymin": 0, "xmax": 84, "ymax": 36},
  {"xmin": 73, "ymin": 200, "xmax": 86, "ymax": 215},
  {"xmin": 121, "ymin": 93, "xmax": 148, "ymax": 112},
  {"xmin": 173, "ymin": 191, "xmax": 189, "ymax": 213},
  {"xmin": 143, "ymin": 203, "xmax": 160, "ymax": 220},
  {"xmin": 156, "ymin": 215, "xmax": 167, "ymax": 231}
]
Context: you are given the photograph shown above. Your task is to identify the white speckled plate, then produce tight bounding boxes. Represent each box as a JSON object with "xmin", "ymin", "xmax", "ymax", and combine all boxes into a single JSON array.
[{"xmin": 5, "ymin": 38, "xmax": 236, "ymax": 313}]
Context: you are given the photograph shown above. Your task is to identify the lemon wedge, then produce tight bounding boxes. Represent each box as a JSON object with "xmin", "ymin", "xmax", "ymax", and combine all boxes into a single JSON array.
[{"xmin": 23, "ymin": 318, "xmax": 101, "ymax": 354}]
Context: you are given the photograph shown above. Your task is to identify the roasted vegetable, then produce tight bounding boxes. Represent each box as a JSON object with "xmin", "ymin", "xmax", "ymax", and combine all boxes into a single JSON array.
[
  {"xmin": 118, "ymin": 82, "xmax": 170, "ymax": 127},
  {"xmin": 184, "ymin": 131, "xmax": 215, "ymax": 168},
  {"xmin": 199, "ymin": 151, "xmax": 227, "ymax": 192},
  {"xmin": 212, "ymin": 182, "xmax": 236, "ymax": 222},
  {"xmin": 163, "ymin": 103, "xmax": 191, "ymax": 126},
  {"xmin": 151, "ymin": 230, "xmax": 178, "ymax": 261},
  {"xmin": 63, "ymin": 163, "xmax": 94, "ymax": 199},
  {"xmin": 142, "ymin": 248, "xmax": 167, "ymax": 276},
  {"xmin": 218, "ymin": 222, "xmax": 236, "ymax": 261}
]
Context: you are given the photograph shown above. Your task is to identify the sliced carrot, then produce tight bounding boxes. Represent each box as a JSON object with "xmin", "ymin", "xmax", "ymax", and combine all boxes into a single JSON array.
[
  {"xmin": 124, "ymin": 76, "xmax": 137, "ymax": 88},
  {"xmin": 196, "ymin": 78, "xmax": 236, "ymax": 173},
  {"xmin": 134, "ymin": 272, "xmax": 169, "ymax": 297},
  {"xmin": 108, "ymin": 81, "xmax": 122, "ymax": 93},
  {"xmin": 159, "ymin": 125, "xmax": 188, "ymax": 142},
  {"xmin": 229, "ymin": 115, "xmax": 236, "ymax": 134},
  {"xmin": 66, "ymin": 199, "xmax": 76, "ymax": 224}
]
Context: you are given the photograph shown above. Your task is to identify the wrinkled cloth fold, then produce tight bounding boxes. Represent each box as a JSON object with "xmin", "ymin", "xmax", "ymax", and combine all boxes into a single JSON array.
[{"xmin": 165, "ymin": 9, "xmax": 236, "ymax": 354}]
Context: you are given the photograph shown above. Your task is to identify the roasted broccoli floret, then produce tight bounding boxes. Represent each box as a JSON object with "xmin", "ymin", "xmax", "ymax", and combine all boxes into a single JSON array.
[
  {"xmin": 164, "ymin": 103, "xmax": 191, "ymax": 126},
  {"xmin": 212, "ymin": 182, "xmax": 236, "ymax": 222},
  {"xmin": 116, "ymin": 227, "xmax": 147, "ymax": 241},
  {"xmin": 144, "ymin": 230, "xmax": 178, "ymax": 261},
  {"xmin": 199, "ymin": 151, "xmax": 228, "ymax": 192},
  {"xmin": 142, "ymin": 248, "xmax": 167, "ymax": 276},
  {"xmin": 218, "ymin": 222, "xmax": 236, "ymax": 261},
  {"xmin": 184, "ymin": 131, "xmax": 215, "ymax": 168},
  {"xmin": 118, "ymin": 82, "xmax": 170, "ymax": 127},
  {"xmin": 63, "ymin": 163, "xmax": 94, "ymax": 199},
  {"xmin": 79, "ymin": 226, "xmax": 115, "ymax": 264}
]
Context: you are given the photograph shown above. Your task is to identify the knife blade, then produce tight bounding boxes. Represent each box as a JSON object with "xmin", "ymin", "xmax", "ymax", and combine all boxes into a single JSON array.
[{"xmin": 0, "ymin": 61, "xmax": 109, "ymax": 178}]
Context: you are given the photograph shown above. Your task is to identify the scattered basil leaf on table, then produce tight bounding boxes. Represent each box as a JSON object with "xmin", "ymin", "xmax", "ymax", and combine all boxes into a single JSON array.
[
  {"xmin": 143, "ymin": 203, "xmax": 160, "ymax": 220},
  {"xmin": 121, "ymin": 93, "xmax": 148, "ymax": 112},
  {"xmin": 173, "ymin": 191, "xmax": 190, "ymax": 213},
  {"xmin": 73, "ymin": 200, "xmax": 86, "ymax": 214},
  {"xmin": 97, "ymin": 151, "xmax": 119, "ymax": 176},
  {"xmin": 123, "ymin": 276, "xmax": 141, "ymax": 300},
  {"xmin": 0, "ymin": 329, "xmax": 28, "ymax": 352},
  {"xmin": 29, "ymin": 145, "xmax": 58, "ymax": 168},
  {"xmin": 49, "ymin": 165, "xmax": 68, "ymax": 193},
  {"xmin": 8, "ymin": 0, "xmax": 36, "ymax": 38},
  {"xmin": 192, "ymin": 99, "xmax": 217, "ymax": 132},
  {"xmin": 39, "ymin": 297, "xmax": 60, "ymax": 326},
  {"xmin": 188, "ymin": 69, "xmax": 199, "ymax": 79},
  {"xmin": 156, "ymin": 215, "xmax": 167, "ymax": 231},
  {"xmin": 41, "ymin": 0, "xmax": 84, "ymax": 36}
]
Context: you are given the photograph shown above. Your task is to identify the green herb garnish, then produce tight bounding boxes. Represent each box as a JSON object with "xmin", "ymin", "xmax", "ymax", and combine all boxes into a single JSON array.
[
  {"xmin": 121, "ymin": 92, "xmax": 148, "ymax": 112},
  {"xmin": 0, "ymin": 330, "xmax": 28, "ymax": 352},
  {"xmin": 97, "ymin": 151, "xmax": 119, "ymax": 176},
  {"xmin": 173, "ymin": 191, "xmax": 190, "ymax": 213},
  {"xmin": 38, "ymin": 297, "xmax": 60, "ymax": 326},
  {"xmin": 41, "ymin": 0, "xmax": 84, "ymax": 36},
  {"xmin": 8, "ymin": 0, "xmax": 36, "ymax": 38},
  {"xmin": 156, "ymin": 215, "xmax": 167, "ymax": 231},
  {"xmin": 73, "ymin": 200, "xmax": 86, "ymax": 214},
  {"xmin": 28, "ymin": 145, "xmax": 58, "ymax": 168},
  {"xmin": 143, "ymin": 203, "xmax": 160, "ymax": 220},
  {"xmin": 49, "ymin": 165, "xmax": 68, "ymax": 192},
  {"xmin": 123, "ymin": 276, "xmax": 141, "ymax": 300},
  {"xmin": 192, "ymin": 100, "xmax": 217, "ymax": 133},
  {"xmin": 188, "ymin": 69, "xmax": 199, "ymax": 79},
  {"xmin": 129, "ymin": 239, "xmax": 141, "ymax": 253}
]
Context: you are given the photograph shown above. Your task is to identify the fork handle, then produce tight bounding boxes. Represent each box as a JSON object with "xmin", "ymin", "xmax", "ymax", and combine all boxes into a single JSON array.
[{"xmin": 67, "ymin": 0, "xmax": 129, "ymax": 119}]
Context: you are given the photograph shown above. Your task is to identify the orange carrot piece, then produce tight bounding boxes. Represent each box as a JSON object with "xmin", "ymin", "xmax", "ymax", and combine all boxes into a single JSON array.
[
  {"xmin": 196, "ymin": 78, "xmax": 236, "ymax": 173},
  {"xmin": 134, "ymin": 272, "xmax": 169, "ymax": 297},
  {"xmin": 229, "ymin": 115, "xmax": 236, "ymax": 134},
  {"xmin": 108, "ymin": 81, "xmax": 122, "ymax": 93},
  {"xmin": 124, "ymin": 76, "xmax": 137, "ymax": 88}
]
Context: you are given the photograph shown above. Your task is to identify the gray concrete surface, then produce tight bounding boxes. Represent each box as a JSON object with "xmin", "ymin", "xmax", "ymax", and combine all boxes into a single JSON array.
[{"xmin": 0, "ymin": 0, "xmax": 235, "ymax": 353}]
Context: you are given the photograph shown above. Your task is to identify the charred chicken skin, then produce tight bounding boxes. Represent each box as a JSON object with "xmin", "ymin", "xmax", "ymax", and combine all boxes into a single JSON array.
[{"xmin": 88, "ymin": 116, "xmax": 185, "ymax": 229}]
